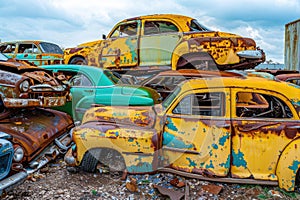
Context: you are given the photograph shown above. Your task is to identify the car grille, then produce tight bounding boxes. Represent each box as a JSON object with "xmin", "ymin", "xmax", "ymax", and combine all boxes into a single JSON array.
[
  {"xmin": 29, "ymin": 91, "xmax": 68, "ymax": 98},
  {"xmin": 0, "ymin": 153, "xmax": 11, "ymax": 180}
]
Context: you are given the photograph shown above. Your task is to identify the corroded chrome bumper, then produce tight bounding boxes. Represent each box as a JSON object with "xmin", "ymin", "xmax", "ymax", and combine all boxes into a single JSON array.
[
  {"xmin": 26, "ymin": 130, "xmax": 73, "ymax": 174},
  {"xmin": 3, "ymin": 96, "xmax": 66, "ymax": 108},
  {"xmin": 0, "ymin": 171, "xmax": 28, "ymax": 196}
]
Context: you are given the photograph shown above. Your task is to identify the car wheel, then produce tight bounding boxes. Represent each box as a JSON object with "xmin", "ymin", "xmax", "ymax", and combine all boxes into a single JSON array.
[
  {"xmin": 80, "ymin": 149, "xmax": 101, "ymax": 172},
  {"xmin": 70, "ymin": 57, "xmax": 87, "ymax": 65}
]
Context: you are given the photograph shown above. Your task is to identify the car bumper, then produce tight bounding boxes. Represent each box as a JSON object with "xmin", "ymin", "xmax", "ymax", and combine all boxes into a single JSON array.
[
  {"xmin": 64, "ymin": 147, "xmax": 77, "ymax": 167},
  {"xmin": 0, "ymin": 171, "xmax": 28, "ymax": 196},
  {"xmin": 26, "ymin": 129, "xmax": 73, "ymax": 174},
  {"xmin": 3, "ymin": 96, "xmax": 66, "ymax": 108},
  {"xmin": 237, "ymin": 49, "xmax": 264, "ymax": 59}
]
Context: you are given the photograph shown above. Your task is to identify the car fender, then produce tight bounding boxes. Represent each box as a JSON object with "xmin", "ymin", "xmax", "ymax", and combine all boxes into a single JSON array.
[
  {"xmin": 75, "ymin": 94, "xmax": 155, "ymax": 121},
  {"xmin": 276, "ymin": 138, "xmax": 300, "ymax": 191},
  {"xmin": 73, "ymin": 121, "xmax": 159, "ymax": 173}
]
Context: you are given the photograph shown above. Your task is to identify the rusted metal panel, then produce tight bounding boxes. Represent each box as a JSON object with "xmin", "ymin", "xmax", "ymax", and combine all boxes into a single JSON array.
[
  {"xmin": 285, "ymin": 19, "xmax": 300, "ymax": 71},
  {"xmin": 0, "ymin": 108, "xmax": 74, "ymax": 163}
]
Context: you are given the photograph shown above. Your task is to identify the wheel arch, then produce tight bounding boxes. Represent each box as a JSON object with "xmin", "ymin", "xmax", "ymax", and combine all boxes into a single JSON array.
[{"xmin": 69, "ymin": 55, "xmax": 87, "ymax": 65}]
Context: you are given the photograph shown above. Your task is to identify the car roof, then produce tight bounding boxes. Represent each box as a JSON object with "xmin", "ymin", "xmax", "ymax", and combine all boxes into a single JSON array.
[
  {"xmin": 276, "ymin": 73, "xmax": 300, "ymax": 80},
  {"xmin": 154, "ymin": 69, "xmax": 243, "ymax": 77},
  {"xmin": 122, "ymin": 14, "xmax": 193, "ymax": 22},
  {"xmin": 179, "ymin": 76, "xmax": 300, "ymax": 100}
]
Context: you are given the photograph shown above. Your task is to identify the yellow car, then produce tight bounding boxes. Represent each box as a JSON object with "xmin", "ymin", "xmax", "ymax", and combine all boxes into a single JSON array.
[
  {"xmin": 64, "ymin": 14, "xmax": 265, "ymax": 73},
  {"xmin": 66, "ymin": 76, "xmax": 300, "ymax": 192}
]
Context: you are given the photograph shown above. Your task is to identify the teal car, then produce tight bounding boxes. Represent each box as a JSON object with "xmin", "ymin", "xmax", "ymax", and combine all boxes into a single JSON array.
[{"xmin": 41, "ymin": 65, "xmax": 161, "ymax": 122}]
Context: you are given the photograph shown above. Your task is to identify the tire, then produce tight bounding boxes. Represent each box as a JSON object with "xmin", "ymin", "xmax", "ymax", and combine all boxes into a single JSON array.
[
  {"xmin": 80, "ymin": 149, "xmax": 101, "ymax": 172},
  {"xmin": 70, "ymin": 57, "xmax": 87, "ymax": 65}
]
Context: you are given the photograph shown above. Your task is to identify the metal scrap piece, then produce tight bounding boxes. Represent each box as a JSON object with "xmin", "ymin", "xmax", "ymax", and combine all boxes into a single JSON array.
[{"xmin": 153, "ymin": 184, "xmax": 184, "ymax": 200}]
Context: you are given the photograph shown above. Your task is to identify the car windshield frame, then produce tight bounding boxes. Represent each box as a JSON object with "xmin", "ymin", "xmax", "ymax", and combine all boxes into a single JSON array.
[
  {"xmin": 0, "ymin": 53, "xmax": 9, "ymax": 61},
  {"xmin": 189, "ymin": 19, "xmax": 211, "ymax": 32},
  {"xmin": 39, "ymin": 42, "xmax": 63, "ymax": 54}
]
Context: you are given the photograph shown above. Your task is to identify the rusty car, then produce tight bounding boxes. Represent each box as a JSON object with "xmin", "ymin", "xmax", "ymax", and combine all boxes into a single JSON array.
[
  {"xmin": 41, "ymin": 64, "xmax": 161, "ymax": 122},
  {"xmin": 65, "ymin": 76, "xmax": 300, "ymax": 192},
  {"xmin": 1, "ymin": 107, "xmax": 74, "ymax": 173},
  {"xmin": 0, "ymin": 133, "xmax": 28, "ymax": 196},
  {"xmin": 0, "ymin": 40, "xmax": 64, "ymax": 66},
  {"xmin": 275, "ymin": 73, "xmax": 300, "ymax": 86},
  {"xmin": 64, "ymin": 14, "xmax": 265, "ymax": 73},
  {"xmin": 0, "ymin": 53, "xmax": 70, "ymax": 108}
]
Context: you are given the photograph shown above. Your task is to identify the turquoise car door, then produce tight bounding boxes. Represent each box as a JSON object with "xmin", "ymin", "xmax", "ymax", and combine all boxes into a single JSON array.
[{"xmin": 69, "ymin": 73, "xmax": 96, "ymax": 120}]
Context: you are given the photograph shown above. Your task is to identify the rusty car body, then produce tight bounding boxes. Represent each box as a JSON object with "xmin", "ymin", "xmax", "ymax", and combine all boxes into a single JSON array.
[
  {"xmin": 0, "ymin": 133, "xmax": 28, "ymax": 196},
  {"xmin": 64, "ymin": 14, "xmax": 265, "ymax": 73},
  {"xmin": 0, "ymin": 53, "xmax": 70, "ymax": 108},
  {"xmin": 1, "ymin": 107, "xmax": 74, "ymax": 172},
  {"xmin": 66, "ymin": 76, "xmax": 300, "ymax": 192},
  {"xmin": 0, "ymin": 40, "xmax": 64, "ymax": 65}
]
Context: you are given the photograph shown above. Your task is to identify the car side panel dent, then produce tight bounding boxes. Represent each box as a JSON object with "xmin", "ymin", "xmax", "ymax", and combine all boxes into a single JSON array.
[{"xmin": 276, "ymin": 138, "xmax": 300, "ymax": 191}]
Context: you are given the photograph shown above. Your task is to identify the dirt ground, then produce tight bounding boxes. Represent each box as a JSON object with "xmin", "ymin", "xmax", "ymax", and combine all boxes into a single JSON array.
[{"xmin": 3, "ymin": 157, "xmax": 300, "ymax": 200}]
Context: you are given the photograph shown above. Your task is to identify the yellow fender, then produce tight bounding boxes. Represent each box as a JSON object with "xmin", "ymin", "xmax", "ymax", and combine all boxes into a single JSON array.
[{"xmin": 276, "ymin": 138, "xmax": 300, "ymax": 191}]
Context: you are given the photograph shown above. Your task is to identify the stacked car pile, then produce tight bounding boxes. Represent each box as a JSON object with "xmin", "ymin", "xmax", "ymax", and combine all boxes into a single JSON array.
[
  {"xmin": 0, "ymin": 53, "xmax": 74, "ymax": 196},
  {"xmin": 2, "ymin": 14, "xmax": 300, "ymax": 197}
]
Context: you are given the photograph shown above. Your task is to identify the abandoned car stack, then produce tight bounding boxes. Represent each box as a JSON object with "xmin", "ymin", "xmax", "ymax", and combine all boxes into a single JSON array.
[{"xmin": 1, "ymin": 14, "xmax": 300, "ymax": 198}]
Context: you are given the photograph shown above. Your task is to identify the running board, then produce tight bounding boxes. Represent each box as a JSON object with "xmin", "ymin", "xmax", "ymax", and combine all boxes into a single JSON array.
[{"xmin": 158, "ymin": 168, "xmax": 278, "ymax": 186}]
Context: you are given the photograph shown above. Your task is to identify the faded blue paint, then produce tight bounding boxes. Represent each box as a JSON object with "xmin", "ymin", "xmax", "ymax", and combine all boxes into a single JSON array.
[
  {"xmin": 288, "ymin": 160, "xmax": 300, "ymax": 174},
  {"xmin": 125, "ymin": 38, "xmax": 138, "ymax": 63},
  {"xmin": 219, "ymin": 132, "xmax": 230, "ymax": 146},
  {"xmin": 166, "ymin": 117, "xmax": 178, "ymax": 131},
  {"xmin": 186, "ymin": 157, "xmax": 197, "ymax": 167},
  {"xmin": 219, "ymin": 154, "xmax": 230, "ymax": 169},
  {"xmin": 128, "ymin": 138, "xmax": 134, "ymax": 142},
  {"xmin": 127, "ymin": 162, "xmax": 153, "ymax": 173},
  {"xmin": 205, "ymin": 160, "xmax": 214, "ymax": 169},
  {"xmin": 290, "ymin": 99, "xmax": 300, "ymax": 107},
  {"xmin": 212, "ymin": 143, "xmax": 218, "ymax": 149},
  {"xmin": 162, "ymin": 131, "xmax": 193, "ymax": 149},
  {"xmin": 232, "ymin": 150, "xmax": 247, "ymax": 168}
]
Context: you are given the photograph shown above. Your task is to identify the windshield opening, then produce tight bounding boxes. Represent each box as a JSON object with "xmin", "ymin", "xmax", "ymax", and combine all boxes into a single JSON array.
[
  {"xmin": 162, "ymin": 86, "xmax": 181, "ymax": 109},
  {"xmin": 40, "ymin": 42, "xmax": 63, "ymax": 54},
  {"xmin": 189, "ymin": 19, "xmax": 211, "ymax": 32}
]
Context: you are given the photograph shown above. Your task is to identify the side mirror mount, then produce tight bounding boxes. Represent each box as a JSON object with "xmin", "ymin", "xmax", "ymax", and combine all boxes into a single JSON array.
[{"xmin": 102, "ymin": 34, "xmax": 106, "ymax": 39}]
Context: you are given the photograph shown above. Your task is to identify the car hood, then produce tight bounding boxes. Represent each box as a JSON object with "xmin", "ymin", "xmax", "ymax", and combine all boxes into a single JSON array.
[
  {"xmin": 0, "ymin": 58, "xmax": 65, "ymax": 86},
  {"xmin": 82, "ymin": 105, "xmax": 156, "ymax": 128},
  {"xmin": 0, "ymin": 108, "xmax": 73, "ymax": 161}
]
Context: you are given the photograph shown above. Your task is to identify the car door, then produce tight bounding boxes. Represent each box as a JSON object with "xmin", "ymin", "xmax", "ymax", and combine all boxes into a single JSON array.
[
  {"xmin": 231, "ymin": 88, "xmax": 300, "ymax": 181},
  {"xmin": 139, "ymin": 20, "xmax": 182, "ymax": 66},
  {"xmin": 161, "ymin": 88, "xmax": 232, "ymax": 176},
  {"xmin": 99, "ymin": 21, "xmax": 139, "ymax": 69}
]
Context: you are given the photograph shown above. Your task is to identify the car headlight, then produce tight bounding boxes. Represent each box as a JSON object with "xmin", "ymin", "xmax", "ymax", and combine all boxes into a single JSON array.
[
  {"xmin": 14, "ymin": 146, "xmax": 24, "ymax": 162},
  {"xmin": 19, "ymin": 80, "xmax": 30, "ymax": 92}
]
